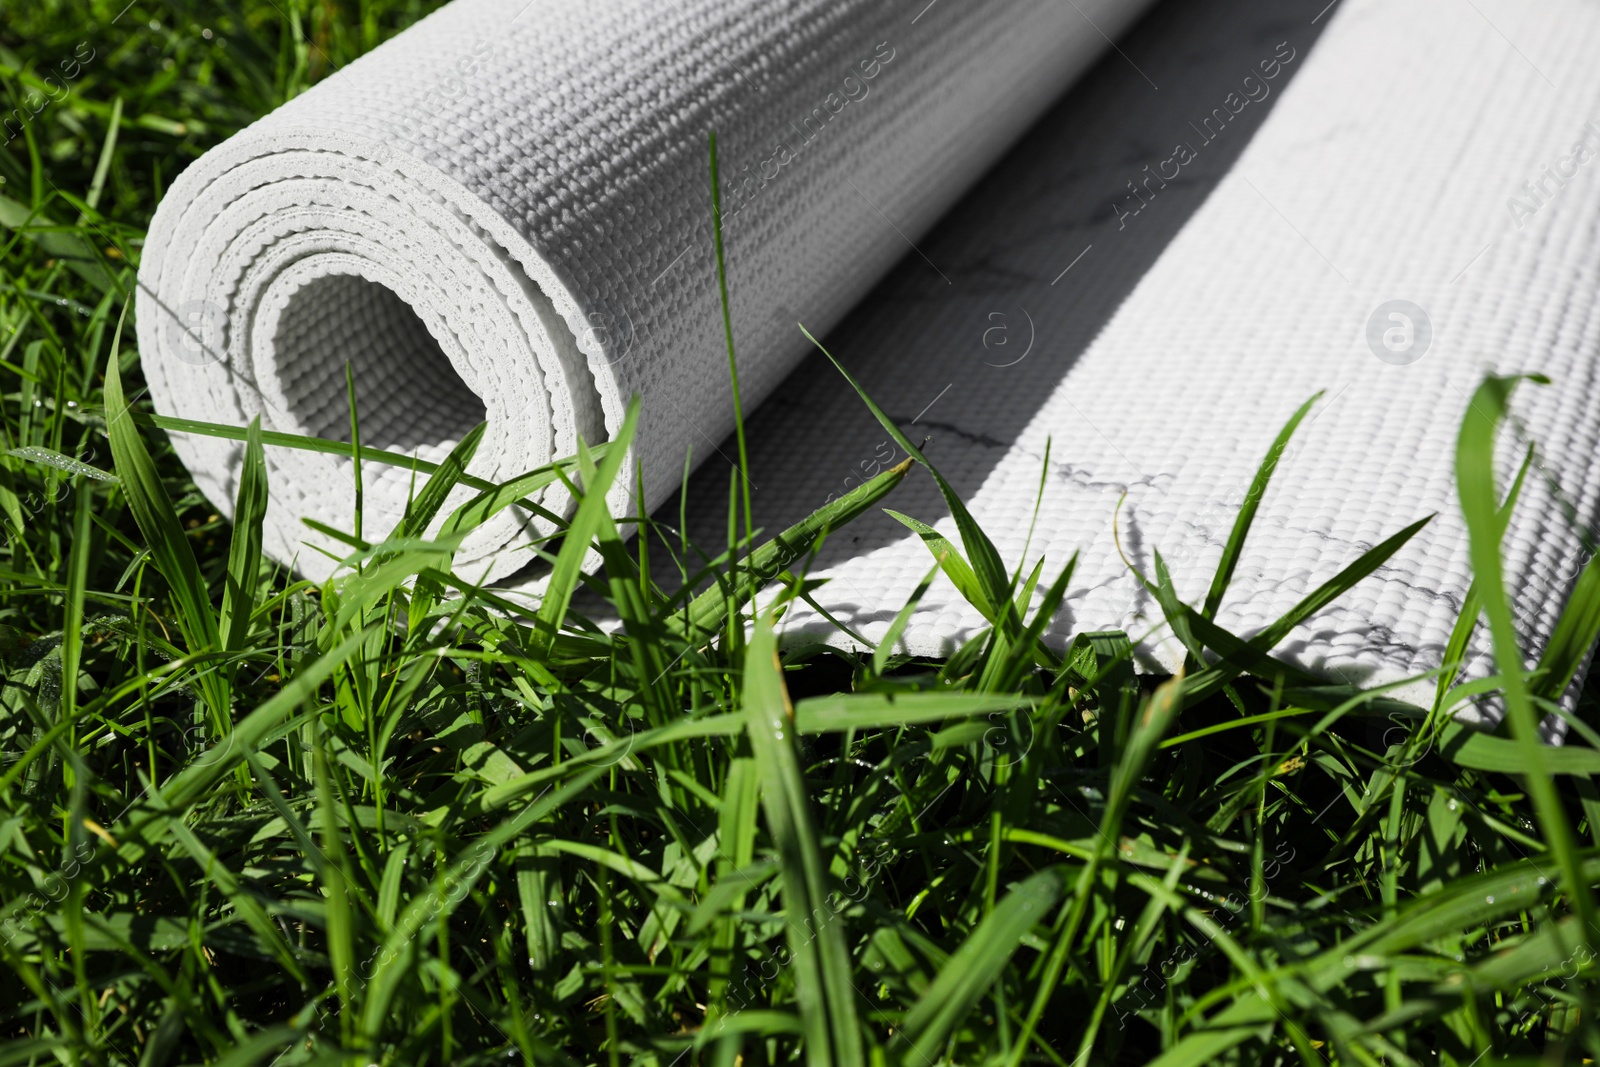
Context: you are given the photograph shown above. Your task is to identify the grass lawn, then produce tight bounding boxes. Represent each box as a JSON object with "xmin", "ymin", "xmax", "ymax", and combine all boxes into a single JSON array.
[{"xmin": 6, "ymin": 2, "xmax": 1600, "ymax": 1064}]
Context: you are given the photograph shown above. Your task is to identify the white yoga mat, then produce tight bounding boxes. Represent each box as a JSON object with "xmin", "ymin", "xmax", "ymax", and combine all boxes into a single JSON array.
[
  {"xmin": 137, "ymin": 0, "xmax": 1600, "ymax": 721},
  {"xmin": 676, "ymin": 0, "xmax": 1600, "ymax": 724},
  {"xmin": 135, "ymin": 0, "xmax": 1156, "ymax": 582}
]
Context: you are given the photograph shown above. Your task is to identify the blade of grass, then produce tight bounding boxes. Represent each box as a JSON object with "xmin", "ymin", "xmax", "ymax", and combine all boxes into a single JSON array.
[
  {"xmin": 60, "ymin": 474, "xmax": 91, "ymax": 724},
  {"xmin": 534, "ymin": 399, "xmax": 639, "ymax": 655},
  {"xmin": 793, "ymin": 691, "xmax": 1031, "ymax": 733},
  {"xmin": 744, "ymin": 612, "xmax": 864, "ymax": 1067},
  {"xmin": 1008, "ymin": 673, "xmax": 1183, "ymax": 1066},
  {"xmin": 890, "ymin": 866, "xmax": 1067, "ymax": 1066},
  {"xmin": 139, "ymin": 409, "xmax": 588, "ymax": 495},
  {"xmin": 872, "ymin": 562, "xmax": 940, "ymax": 676},
  {"xmin": 103, "ymin": 302, "xmax": 228, "ymax": 723},
  {"xmin": 394, "ymin": 422, "xmax": 485, "ymax": 542},
  {"xmin": 707, "ymin": 753, "xmax": 760, "ymax": 1012},
  {"xmin": 673, "ymin": 458, "xmax": 911, "ymax": 640},
  {"xmin": 1181, "ymin": 516, "xmax": 1433, "ymax": 705},
  {"xmin": 1432, "ymin": 446, "xmax": 1533, "ymax": 712},
  {"xmin": 805, "ymin": 326, "xmax": 1022, "ymax": 640},
  {"xmin": 885, "ymin": 509, "xmax": 993, "ymax": 623},
  {"xmin": 108, "ymin": 624, "xmax": 376, "ymax": 867},
  {"xmin": 1455, "ymin": 373, "xmax": 1597, "ymax": 949},
  {"xmin": 1201, "ymin": 391, "xmax": 1323, "ymax": 619},
  {"xmin": 346, "ymin": 363, "xmax": 364, "ymax": 548},
  {"xmin": 219, "ymin": 416, "xmax": 266, "ymax": 663},
  {"xmin": 1530, "ymin": 549, "xmax": 1600, "ymax": 705},
  {"xmin": 709, "ymin": 130, "xmax": 753, "ymax": 552},
  {"xmin": 83, "ymin": 95, "xmax": 121, "ymax": 215}
]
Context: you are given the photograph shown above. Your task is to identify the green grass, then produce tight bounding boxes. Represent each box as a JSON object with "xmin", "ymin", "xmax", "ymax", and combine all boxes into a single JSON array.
[{"xmin": 8, "ymin": 2, "xmax": 1600, "ymax": 1064}]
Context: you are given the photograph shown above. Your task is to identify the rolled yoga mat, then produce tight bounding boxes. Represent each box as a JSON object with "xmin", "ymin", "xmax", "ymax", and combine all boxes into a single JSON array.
[
  {"xmin": 134, "ymin": 0, "xmax": 1157, "ymax": 587},
  {"xmin": 138, "ymin": 0, "xmax": 1600, "ymax": 724}
]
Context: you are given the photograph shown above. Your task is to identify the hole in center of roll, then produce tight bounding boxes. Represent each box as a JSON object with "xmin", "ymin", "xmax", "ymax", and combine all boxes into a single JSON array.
[{"xmin": 270, "ymin": 273, "xmax": 484, "ymax": 463}]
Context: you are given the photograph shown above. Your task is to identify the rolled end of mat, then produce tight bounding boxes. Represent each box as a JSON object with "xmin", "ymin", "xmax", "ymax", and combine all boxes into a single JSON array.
[
  {"xmin": 135, "ymin": 129, "xmax": 608, "ymax": 585},
  {"xmin": 134, "ymin": 0, "xmax": 1156, "ymax": 593}
]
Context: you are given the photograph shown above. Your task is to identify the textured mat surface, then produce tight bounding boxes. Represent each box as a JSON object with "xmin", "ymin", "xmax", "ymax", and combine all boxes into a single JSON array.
[
  {"xmin": 136, "ymin": 0, "xmax": 1153, "ymax": 582},
  {"xmin": 138, "ymin": 0, "xmax": 1600, "ymax": 721},
  {"xmin": 670, "ymin": 0, "xmax": 1600, "ymax": 722}
]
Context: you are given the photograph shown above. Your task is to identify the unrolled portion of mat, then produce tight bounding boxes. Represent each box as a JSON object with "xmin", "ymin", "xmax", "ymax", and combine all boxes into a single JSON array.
[
  {"xmin": 140, "ymin": 0, "xmax": 1600, "ymax": 729},
  {"xmin": 135, "ymin": 0, "xmax": 1153, "ymax": 585},
  {"xmin": 670, "ymin": 0, "xmax": 1600, "ymax": 725}
]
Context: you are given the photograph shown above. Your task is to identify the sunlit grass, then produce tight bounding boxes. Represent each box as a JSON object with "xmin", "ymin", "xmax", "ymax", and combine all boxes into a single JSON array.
[{"xmin": 6, "ymin": 3, "xmax": 1600, "ymax": 1065}]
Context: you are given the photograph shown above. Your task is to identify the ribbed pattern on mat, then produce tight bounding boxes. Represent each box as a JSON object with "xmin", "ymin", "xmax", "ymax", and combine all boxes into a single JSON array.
[
  {"xmin": 135, "ymin": 0, "xmax": 1153, "ymax": 581},
  {"xmin": 139, "ymin": 0, "xmax": 1600, "ymax": 731},
  {"xmin": 692, "ymin": 0, "xmax": 1600, "ymax": 727}
]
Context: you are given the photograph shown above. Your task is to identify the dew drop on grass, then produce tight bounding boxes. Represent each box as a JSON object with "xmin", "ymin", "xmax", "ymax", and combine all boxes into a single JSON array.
[{"xmin": 1486, "ymin": 895, "xmax": 1495, "ymax": 904}]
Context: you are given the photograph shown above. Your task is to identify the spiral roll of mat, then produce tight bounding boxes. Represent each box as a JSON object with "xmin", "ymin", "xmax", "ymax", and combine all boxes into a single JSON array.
[{"xmin": 135, "ymin": 0, "xmax": 1153, "ymax": 583}]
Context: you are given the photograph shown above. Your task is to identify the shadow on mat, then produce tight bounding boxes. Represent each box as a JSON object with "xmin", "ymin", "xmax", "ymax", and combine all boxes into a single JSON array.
[{"xmin": 649, "ymin": 0, "xmax": 1335, "ymax": 612}]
